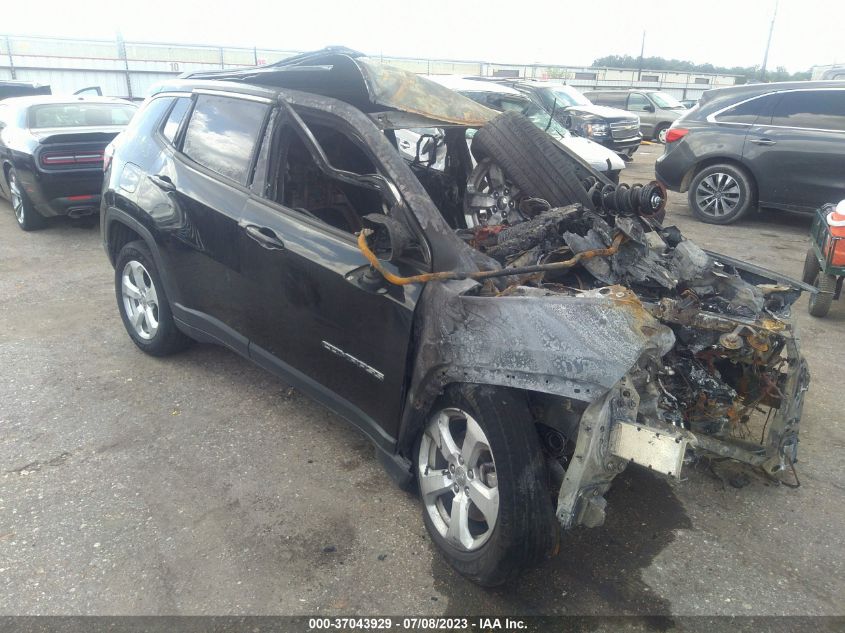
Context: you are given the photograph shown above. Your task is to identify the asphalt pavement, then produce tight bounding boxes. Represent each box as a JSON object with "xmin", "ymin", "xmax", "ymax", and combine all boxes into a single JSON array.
[{"xmin": 0, "ymin": 145, "xmax": 842, "ymax": 621}]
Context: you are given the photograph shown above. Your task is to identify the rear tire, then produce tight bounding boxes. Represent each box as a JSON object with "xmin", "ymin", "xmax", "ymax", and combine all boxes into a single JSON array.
[
  {"xmin": 8, "ymin": 168, "xmax": 46, "ymax": 231},
  {"xmin": 688, "ymin": 163, "xmax": 754, "ymax": 225},
  {"xmin": 471, "ymin": 111, "xmax": 593, "ymax": 210},
  {"xmin": 415, "ymin": 384, "xmax": 558, "ymax": 586},
  {"xmin": 808, "ymin": 271, "xmax": 836, "ymax": 318},
  {"xmin": 114, "ymin": 240, "xmax": 192, "ymax": 356}
]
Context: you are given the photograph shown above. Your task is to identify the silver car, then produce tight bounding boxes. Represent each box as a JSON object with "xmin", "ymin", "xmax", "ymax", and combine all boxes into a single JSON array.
[{"xmin": 585, "ymin": 89, "xmax": 687, "ymax": 143}]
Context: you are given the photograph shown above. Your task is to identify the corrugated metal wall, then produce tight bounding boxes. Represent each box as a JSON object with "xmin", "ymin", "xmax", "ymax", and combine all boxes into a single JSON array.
[{"xmin": 0, "ymin": 34, "xmax": 739, "ymax": 100}]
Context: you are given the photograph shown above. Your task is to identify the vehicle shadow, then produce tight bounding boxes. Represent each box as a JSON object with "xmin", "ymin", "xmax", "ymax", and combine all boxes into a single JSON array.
[{"xmin": 431, "ymin": 466, "xmax": 690, "ymax": 621}]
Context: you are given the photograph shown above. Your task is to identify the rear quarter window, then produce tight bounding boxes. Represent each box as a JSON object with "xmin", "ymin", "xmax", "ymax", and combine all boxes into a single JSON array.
[
  {"xmin": 161, "ymin": 97, "xmax": 192, "ymax": 144},
  {"xmin": 714, "ymin": 94, "xmax": 778, "ymax": 125},
  {"xmin": 771, "ymin": 90, "xmax": 845, "ymax": 131},
  {"xmin": 181, "ymin": 94, "xmax": 268, "ymax": 185}
]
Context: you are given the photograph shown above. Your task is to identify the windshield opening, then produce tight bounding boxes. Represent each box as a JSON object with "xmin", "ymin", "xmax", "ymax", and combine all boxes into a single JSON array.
[
  {"xmin": 548, "ymin": 86, "xmax": 592, "ymax": 108},
  {"xmin": 29, "ymin": 103, "xmax": 137, "ymax": 129},
  {"xmin": 647, "ymin": 92, "xmax": 685, "ymax": 109},
  {"xmin": 462, "ymin": 92, "xmax": 570, "ymax": 139}
]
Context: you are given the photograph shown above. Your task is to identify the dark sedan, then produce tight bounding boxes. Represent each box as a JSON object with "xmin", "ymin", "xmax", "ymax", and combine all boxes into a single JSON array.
[
  {"xmin": 0, "ymin": 96, "xmax": 137, "ymax": 230},
  {"xmin": 655, "ymin": 81, "xmax": 845, "ymax": 224}
]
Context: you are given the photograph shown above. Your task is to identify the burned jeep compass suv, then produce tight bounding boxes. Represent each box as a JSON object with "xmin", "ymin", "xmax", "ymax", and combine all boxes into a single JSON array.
[{"xmin": 101, "ymin": 48, "xmax": 811, "ymax": 586}]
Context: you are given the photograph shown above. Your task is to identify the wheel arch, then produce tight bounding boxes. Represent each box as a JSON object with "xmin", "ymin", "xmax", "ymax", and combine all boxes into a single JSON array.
[
  {"xmin": 103, "ymin": 208, "xmax": 180, "ymax": 305},
  {"xmin": 680, "ymin": 156, "xmax": 758, "ymax": 203},
  {"xmin": 1, "ymin": 160, "xmax": 13, "ymax": 198},
  {"xmin": 397, "ymin": 381, "xmax": 586, "ymax": 462}
]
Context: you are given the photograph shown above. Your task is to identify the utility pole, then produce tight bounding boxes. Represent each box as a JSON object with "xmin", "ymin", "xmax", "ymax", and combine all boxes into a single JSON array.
[
  {"xmin": 760, "ymin": 0, "xmax": 779, "ymax": 82},
  {"xmin": 637, "ymin": 30, "xmax": 646, "ymax": 82}
]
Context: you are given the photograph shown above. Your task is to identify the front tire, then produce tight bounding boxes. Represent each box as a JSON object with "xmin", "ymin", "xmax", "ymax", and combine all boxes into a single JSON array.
[
  {"xmin": 471, "ymin": 111, "xmax": 594, "ymax": 210},
  {"xmin": 688, "ymin": 163, "xmax": 754, "ymax": 225},
  {"xmin": 114, "ymin": 240, "xmax": 192, "ymax": 356},
  {"xmin": 8, "ymin": 168, "xmax": 46, "ymax": 231},
  {"xmin": 415, "ymin": 384, "xmax": 558, "ymax": 586},
  {"xmin": 654, "ymin": 124, "xmax": 670, "ymax": 143}
]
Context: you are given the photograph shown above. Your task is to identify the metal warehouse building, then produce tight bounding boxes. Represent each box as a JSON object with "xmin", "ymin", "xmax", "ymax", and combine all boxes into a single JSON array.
[{"xmin": 1, "ymin": 34, "xmax": 739, "ymax": 101}]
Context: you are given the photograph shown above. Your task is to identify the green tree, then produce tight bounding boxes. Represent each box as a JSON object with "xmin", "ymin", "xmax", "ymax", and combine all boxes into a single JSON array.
[{"xmin": 591, "ymin": 55, "xmax": 811, "ymax": 83}]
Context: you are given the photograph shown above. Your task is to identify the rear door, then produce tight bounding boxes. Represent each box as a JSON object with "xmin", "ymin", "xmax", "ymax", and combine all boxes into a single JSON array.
[
  {"xmin": 163, "ymin": 91, "xmax": 271, "ymax": 351},
  {"xmin": 745, "ymin": 89, "xmax": 845, "ymax": 210},
  {"xmin": 237, "ymin": 105, "xmax": 423, "ymax": 444}
]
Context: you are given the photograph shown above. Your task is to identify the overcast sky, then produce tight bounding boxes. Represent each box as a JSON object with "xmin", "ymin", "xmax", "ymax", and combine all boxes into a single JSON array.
[{"xmin": 5, "ymin": 0, "xmax": 842, "ymax": 72}]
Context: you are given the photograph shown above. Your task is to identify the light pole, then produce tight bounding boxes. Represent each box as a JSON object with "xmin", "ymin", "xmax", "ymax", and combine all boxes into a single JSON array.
[
  {"xmin": 637, "ymin": 31, "xmax": 646, "ymax": 82},
  {"xmin": 760, "ymin": 0, "xmax": 779, "ymax": 82}
]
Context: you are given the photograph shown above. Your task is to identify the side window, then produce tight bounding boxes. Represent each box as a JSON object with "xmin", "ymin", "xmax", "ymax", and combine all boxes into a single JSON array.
[
  {"xmin": 715, "ymin": 94, "xmax": 778, "ymax": 125},
  {"xmin": 771, "ymin": 90, "xmax": 845, "ymax": 131},
  {"xmin": 267, "ymin": 116, "xmax": 388, "ymax": 234},
  {"xmin": 627, "ymin": 93, "xmax": 651, "ymax": 111},
  {"xmin": 608, "ymin": 93, "xmax": 627, "ymax": 107},
  {"xmin": 161, "ymin": 97, "xmax": 192, "ymax": 144},
  {"xmin": 118, "ymin": 96, "xmax": 174, "ymax": 146},
  {"xmin": 182, "ymin": 94, "xmax": 268, "ymax": 185}
]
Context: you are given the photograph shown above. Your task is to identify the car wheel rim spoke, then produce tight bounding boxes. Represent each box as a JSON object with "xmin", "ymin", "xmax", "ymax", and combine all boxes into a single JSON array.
[
  {"xmin": 418, "ymin": 407, "xmax": 498, "ymax": 551},
  {"xmin": 434, "ymin": 412, "xmax": 462, "ymax": 464},
  {"xmin": 445, "ymin": 491, "xmax": 474, "ymax": 550},
  {"xmin": 121, "ymin": 260, "xmax": 159, "ymax": 340},
  {"xmin": 697, "ymin": 172, "xmax": 740, "ymax": 217},
  {"xmin": 10, "ymin": 176, "xmax": 24, "ymax": 222}
]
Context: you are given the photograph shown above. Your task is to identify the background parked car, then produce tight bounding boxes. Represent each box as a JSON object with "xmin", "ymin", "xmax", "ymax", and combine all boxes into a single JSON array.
[
  {"xmin": 585, "ymin": 89, "xmax": 686, "ymax": 143},
  {"xmin": 0, "ymin": 80, "xmax": 52, "ymax": 100},
  {"xmin": 0, "ymin": 95, "xmax": 137, "ymax": 230},
  {"xmin": 655, "ymin": 81, "xmax": 845, "ymax": 224},
  {"xmin": 502, "ymin": 80, "xmax": 641, "ymax": 160},
  {"xmin": 679, "ymin": 99, "xmax": 698, "ymax": 109},
  {"xmin": 428, "ymin": 76, "xmax": 626, "ymax": 180}
]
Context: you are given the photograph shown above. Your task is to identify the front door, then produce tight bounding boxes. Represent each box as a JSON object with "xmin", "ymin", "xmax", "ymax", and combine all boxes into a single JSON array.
[
  {"xmin": 238, "ymin": 106, "xmax": 423, "ymax": 446},
  {"xmin": 627, "ymin": 93, "xmax": 655, "ymax": 137}
]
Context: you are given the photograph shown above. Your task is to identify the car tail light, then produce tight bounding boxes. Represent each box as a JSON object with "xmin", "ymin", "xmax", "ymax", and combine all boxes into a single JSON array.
[
  {"xmin": 40, "ymin": 150, "xmax": 105, "ymax": 168},
  {"xmin": 665, "ymin": 128, "xmax": 689, "ymax": 143}
]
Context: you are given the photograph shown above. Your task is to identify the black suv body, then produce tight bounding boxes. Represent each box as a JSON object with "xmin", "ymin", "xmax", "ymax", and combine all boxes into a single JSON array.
[
  {"xmin": 497, "ymin": 80, "xmax": 642, "ymax": 158},
  {"xmin": 101, "ymin": 49, "xmax": 810, "ymax": 585},
  {"xmin": 656, "ymin": 81, "xmax": 845, "ymax": 224}
]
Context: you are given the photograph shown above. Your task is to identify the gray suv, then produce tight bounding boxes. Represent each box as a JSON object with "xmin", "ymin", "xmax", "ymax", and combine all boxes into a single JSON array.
[
  {"xmin": 584, "ymin": 89, "xmax": 686, "ymax": 142},
  {"xmin": 655, "ymin": 81, "xmax": 845, "ymax": 224}
]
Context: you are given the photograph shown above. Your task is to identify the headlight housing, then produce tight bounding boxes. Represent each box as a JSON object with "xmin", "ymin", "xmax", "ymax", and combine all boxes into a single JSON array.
[{"xmin": 583, "ymin": 121, "xmax": 610, "ymax": 137}]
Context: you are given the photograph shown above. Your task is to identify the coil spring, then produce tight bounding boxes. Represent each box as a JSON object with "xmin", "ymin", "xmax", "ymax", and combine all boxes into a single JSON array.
[{"xmin": 585, "ymin": 179, "xmax": 667, "ymax": 218}]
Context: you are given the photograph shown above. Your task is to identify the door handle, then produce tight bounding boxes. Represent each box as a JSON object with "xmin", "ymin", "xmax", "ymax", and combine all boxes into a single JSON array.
[
  {"xmin": 399, "ymin": 140, "xmax": 411, "ymax": 149},
  {"xmin": 148, "ymin": 174, "xmax": 176, "ymax": 192},
  {"xmin": 243, "ymin": 224, "xmax": 285, "ymax": 250},
  {"xmin": 750, "ymin": 137, "xmax": 776, "ymax": 146}
]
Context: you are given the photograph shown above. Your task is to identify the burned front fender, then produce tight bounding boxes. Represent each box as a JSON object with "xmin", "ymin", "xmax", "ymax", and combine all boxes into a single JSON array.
[{"xmin": 403, "ymin": 281, "xmax": 675, "ymax": 437}]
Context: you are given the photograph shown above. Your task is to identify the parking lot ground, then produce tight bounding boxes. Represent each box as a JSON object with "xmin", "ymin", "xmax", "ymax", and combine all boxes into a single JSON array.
[{"xmin": 0, "ymin": 147, "xmax": 843, "ymax": 621}]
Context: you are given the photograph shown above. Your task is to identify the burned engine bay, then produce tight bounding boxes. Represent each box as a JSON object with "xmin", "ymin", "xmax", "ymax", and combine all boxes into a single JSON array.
[
  {"xmin": 365, "ymin": 134, "xmax": 810, "ymax": 530},
  {"xmin": 458, "ymin": 192, "xmax": 808, "ymax": 459}
]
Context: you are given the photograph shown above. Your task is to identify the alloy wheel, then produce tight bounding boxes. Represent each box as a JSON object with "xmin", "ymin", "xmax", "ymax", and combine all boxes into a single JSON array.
[
  {"xmin": 9, "ymin": 172, "xmax": 24, "ymax": 224},
  {"xmin": 418, "ymin": 407, "xmax": 499, "ymax": 551},
  {"xmin": 695, "ymin": 172, "xmax": 741, "ymax": 218},
  {"xmin": 121, "ymin": 260, "xmax": 159, "ymax": 340}
]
